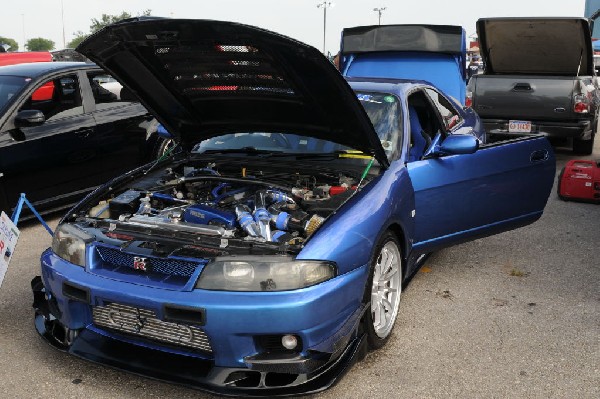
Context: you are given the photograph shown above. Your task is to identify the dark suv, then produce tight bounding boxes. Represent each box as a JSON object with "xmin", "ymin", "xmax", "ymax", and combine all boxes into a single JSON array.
[{"xmin": 0, "ymin": 62, "xmax": 164, "ymax": 216}]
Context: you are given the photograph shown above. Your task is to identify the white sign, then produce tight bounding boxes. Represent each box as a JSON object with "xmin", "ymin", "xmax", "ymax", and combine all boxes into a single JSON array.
[{"xmin": 0, "ymin": 211, "xmax": 20, "ymax": 288}]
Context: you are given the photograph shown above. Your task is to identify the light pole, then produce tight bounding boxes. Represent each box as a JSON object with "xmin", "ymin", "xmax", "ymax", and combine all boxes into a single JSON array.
[
  {"xmin": 61, "ymin": 0, "xmax": 66, "ymax": 48},
  {"xmin": 21, "ymin": 14, "xmax": 26, "ymax": 51},
  {"xmin": 317, "ymin": 1, "xmax": 333, "ymax": 54},
  {"xmin": 373, "ymin": 7, "xmax": 386, "ymax": 25}
]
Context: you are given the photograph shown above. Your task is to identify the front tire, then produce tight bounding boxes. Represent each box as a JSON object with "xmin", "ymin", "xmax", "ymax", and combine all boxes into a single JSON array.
[{"xmin": 362, "ymin": 231, "xmax": 403, "ymax": 349}]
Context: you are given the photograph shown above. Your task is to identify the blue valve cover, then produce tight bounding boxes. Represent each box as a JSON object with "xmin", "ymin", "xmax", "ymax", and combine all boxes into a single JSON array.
[{"xmin": 183, "ymin": 204, "xmax": 236, "ymax": 227}]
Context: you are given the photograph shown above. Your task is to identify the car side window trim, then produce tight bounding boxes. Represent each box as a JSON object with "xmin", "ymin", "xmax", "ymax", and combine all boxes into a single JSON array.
[
  {"xmin": 20, "ymin": 73, "xmax": 85, "ymax": 122},
  {"xmin": 423, "ymin": 87, "xmax": 464, "ymax": 133}
]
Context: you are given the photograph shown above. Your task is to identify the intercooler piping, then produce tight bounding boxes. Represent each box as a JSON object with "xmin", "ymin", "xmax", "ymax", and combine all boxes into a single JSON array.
[
  {"xmin": 235, "ymin": 205, "xmax": 261, "ymax": 237},
  {"xmin": 253, "ymin": 191, "xmax": 272, "ymax": 241},
  {"xmin": 238, "ymin": 189, "xmax": 325, "ymax": 242}
]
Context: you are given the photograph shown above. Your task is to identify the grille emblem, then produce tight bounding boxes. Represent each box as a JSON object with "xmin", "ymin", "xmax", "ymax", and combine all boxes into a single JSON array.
[{"xmin": 133, "ymin": 256, "xmax": 148, "ymax": 271}]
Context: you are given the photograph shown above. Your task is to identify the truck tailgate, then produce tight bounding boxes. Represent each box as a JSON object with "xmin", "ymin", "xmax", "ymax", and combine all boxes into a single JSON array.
[{"xmin": 471, "ymin": 75, "xmax": 578, "ymax": 120}]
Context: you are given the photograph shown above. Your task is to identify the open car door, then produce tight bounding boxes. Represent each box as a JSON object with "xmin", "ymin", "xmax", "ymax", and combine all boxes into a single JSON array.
[{"xmin": 407, "ymin": 135, "xmax": 555, "ymax": 254}]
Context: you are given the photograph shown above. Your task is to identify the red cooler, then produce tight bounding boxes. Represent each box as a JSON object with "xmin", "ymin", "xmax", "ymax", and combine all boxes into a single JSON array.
[{"xmin": 557, "ymin": 160, "xmax": 600, "ymax": 203}]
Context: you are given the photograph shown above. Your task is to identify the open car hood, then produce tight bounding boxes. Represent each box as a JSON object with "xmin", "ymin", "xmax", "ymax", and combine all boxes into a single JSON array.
[
  {"xmin": 476, "ymin": 18, "xmax": 594, "ymax": 76},
  {"xmin": 77, "ymin": 18, "xmax": 388, "ymax": 166}
]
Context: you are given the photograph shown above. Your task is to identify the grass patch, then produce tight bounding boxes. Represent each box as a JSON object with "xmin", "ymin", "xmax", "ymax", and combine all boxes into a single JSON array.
[{"xmin": 509, "ymin": 268, "xmax": 529, "ymax": 277}]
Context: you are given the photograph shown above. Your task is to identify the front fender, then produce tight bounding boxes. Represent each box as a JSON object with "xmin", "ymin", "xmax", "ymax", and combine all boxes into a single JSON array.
[{"xmin": 297, "ymin": 162, "xmax": 415, "ymax": 274}]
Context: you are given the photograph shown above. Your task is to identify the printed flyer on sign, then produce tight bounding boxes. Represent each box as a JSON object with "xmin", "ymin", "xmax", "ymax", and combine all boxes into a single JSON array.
[{"xmin": 0, "ymin": 211, "xmax": 20, "ymax": 288}]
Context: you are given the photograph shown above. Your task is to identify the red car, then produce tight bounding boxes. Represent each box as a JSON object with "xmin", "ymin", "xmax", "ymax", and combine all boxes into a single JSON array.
[{"xmin": 0, "ymin": 51, "xmax": 52, "ymax": 66}]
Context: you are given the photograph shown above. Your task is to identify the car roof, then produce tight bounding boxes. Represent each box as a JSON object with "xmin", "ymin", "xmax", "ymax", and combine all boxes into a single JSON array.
[{"xmin": 0, "ymin": 61, "xmax": 97, "ymax": 77}]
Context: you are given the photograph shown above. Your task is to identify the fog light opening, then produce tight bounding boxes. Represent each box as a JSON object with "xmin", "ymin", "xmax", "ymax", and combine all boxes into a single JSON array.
[{"xmin": 281, "ymin": 334, "xmax": 298, "ymax": 350}]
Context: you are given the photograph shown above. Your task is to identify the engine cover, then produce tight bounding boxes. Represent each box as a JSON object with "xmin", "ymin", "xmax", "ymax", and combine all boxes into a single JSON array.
[{"xmin": 183, "ymin": 204, "xmax": 236, "ymax": 227}]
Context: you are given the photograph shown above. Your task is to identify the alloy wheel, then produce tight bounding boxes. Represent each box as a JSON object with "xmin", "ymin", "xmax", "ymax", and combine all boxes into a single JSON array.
[{"xmin": 370, "ymin": 240, "xmax": 402, "ymax": 338}]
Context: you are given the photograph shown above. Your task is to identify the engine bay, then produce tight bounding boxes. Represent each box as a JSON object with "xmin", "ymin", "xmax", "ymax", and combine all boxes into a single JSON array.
[{"xmin": 77, "ymin": 157, "xmax": 369, "ymax": 255}]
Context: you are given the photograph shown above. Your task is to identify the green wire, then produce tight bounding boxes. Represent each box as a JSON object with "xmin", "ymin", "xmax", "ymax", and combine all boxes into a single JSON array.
[
  {"xmin": 157, "ymin": 141, "xmax": 176, "ymax": 162},
  {"xmin": 356, "ymin": 157, "xmax": 375, "ymax": 190},
  {"xmin": 144, "ymin": 141, "xmax": 176, "ymax": 175},
  {"xmin": 360, "ymin": 157, "xmax": 375, "ymax": 181}
]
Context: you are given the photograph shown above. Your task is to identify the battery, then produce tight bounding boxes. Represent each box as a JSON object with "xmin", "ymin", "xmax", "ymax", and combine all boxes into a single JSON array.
[{"xmin": 109, "ymin": 189, "xmax": 144, "ymax": 217}]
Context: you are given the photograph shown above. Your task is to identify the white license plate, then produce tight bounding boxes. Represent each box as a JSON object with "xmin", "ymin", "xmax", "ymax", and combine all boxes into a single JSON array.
[{"xmin": 508, "ymin": 120, "xmax": 532, "ymax": 133}]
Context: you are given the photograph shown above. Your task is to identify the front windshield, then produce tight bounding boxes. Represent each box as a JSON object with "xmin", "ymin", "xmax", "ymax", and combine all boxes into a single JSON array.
[
  {"xmin": 191, "ymin": 91, "xmax": 402, "ymax": 161},
  {"xmin": 356, "ymin": 92, "xmax": 402, "ymax": 159},
  {"xmin": 0, "ymin": 75, "xmax": 28, "ymax": 112}
]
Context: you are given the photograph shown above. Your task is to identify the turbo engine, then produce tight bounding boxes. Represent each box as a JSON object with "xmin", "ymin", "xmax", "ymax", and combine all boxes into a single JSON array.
[{"xmin": 86, "ymin": 162, "xmax": 360, "ymax": 245}]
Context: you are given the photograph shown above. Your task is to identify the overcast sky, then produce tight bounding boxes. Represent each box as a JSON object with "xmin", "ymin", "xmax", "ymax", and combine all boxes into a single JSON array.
[{"xmin": 2, "ymin": 0, "xmax": 586, "ymax": 53}]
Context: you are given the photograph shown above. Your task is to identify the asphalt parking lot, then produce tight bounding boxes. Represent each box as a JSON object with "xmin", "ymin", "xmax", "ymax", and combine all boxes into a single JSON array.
[{"xmin": 0, "ymin": 142, "xmax": 598, "ymax": 399}]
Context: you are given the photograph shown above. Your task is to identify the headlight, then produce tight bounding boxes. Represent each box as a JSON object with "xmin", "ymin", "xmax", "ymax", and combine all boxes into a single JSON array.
[
  {"xmin": 51, "ymin": 224, "xmax": 93, "ymax": 267},
  {"xmin": 196, "ymin": 256, "xmax": 336, "ymax": 291}
]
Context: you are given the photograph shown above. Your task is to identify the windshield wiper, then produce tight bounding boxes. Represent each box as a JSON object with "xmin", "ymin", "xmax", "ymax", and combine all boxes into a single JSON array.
[
  {"xmin": 288, "ymin": 150, "xmax": 374, "ymax": 160},
  {"xmin": 198, "ymin": 148, "xmax": 375, "ymax": 162},
  {"xmin": 200, "ymin": 147, "xmax": 284, "ymax": 156}
]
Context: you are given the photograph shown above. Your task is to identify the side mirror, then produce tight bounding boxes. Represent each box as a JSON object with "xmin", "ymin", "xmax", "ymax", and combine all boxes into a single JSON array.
[
  {"xmin": 429, "ymin": 134, "xmax": 479, "ymax": 157},
  {"xmin": 14, "ymin": 110, "xmax": 46, "ymax": 127}
]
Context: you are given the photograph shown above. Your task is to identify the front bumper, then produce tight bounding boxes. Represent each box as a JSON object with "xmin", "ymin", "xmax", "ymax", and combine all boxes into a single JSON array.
[
  {"xmin": 33, "ymin": 249, "xmax": 369, "ymax": 395},
  {"xmin": 33, "ymin": 309, "xmax": 367, "ymax": 396},
  {"xmin": 482, "ymin": 118, "xmax": 594, "ymax": 140}
]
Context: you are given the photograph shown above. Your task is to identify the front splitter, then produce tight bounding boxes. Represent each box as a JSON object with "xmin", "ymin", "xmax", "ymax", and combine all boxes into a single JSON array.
[{"xmin": 33, "ymin": 311, "xmax": 367, "ymax": 397}]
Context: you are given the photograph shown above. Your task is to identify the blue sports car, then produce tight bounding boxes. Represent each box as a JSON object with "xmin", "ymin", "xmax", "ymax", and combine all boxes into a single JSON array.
[{"xmin": 32, "ymin": 19, "xmax": 555, "ymax": 395}]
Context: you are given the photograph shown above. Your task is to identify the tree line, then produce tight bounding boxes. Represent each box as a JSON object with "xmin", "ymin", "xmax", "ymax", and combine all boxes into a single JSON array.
[{"xmin": 0, "ymin": 10, "xmax": 151, "ymax": 52}]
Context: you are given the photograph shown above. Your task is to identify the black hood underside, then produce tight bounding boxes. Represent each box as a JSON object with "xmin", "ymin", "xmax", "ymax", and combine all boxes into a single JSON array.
[{"xmin": 77, "ymin": 18, "xmax": 388, "ymax": 166}]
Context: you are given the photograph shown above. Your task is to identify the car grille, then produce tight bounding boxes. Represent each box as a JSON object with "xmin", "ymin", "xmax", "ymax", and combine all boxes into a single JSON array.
[
  {"xmin": 93, "ymin": 302, "xmax": 212, "ymax": 353},
  {"xmin": 96, "ymin": 246, "xmax": 201, "ymax": 277}
]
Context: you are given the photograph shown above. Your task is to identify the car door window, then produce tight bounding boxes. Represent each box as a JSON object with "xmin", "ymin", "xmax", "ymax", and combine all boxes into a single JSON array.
[
  {"xmin": 87, "ymin": 72, "xmax": 136, "ymax": 110},
  {"xmin": 20, "ymin": 74, "xmax": 83, "ymax": 121},
  {"xmin": 406, "ymin": 89, "xmax": 443, "ymax": 161},
  {"xmin": 424, "ymin": 88, "xmax": 462, "ymax": 131}
]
